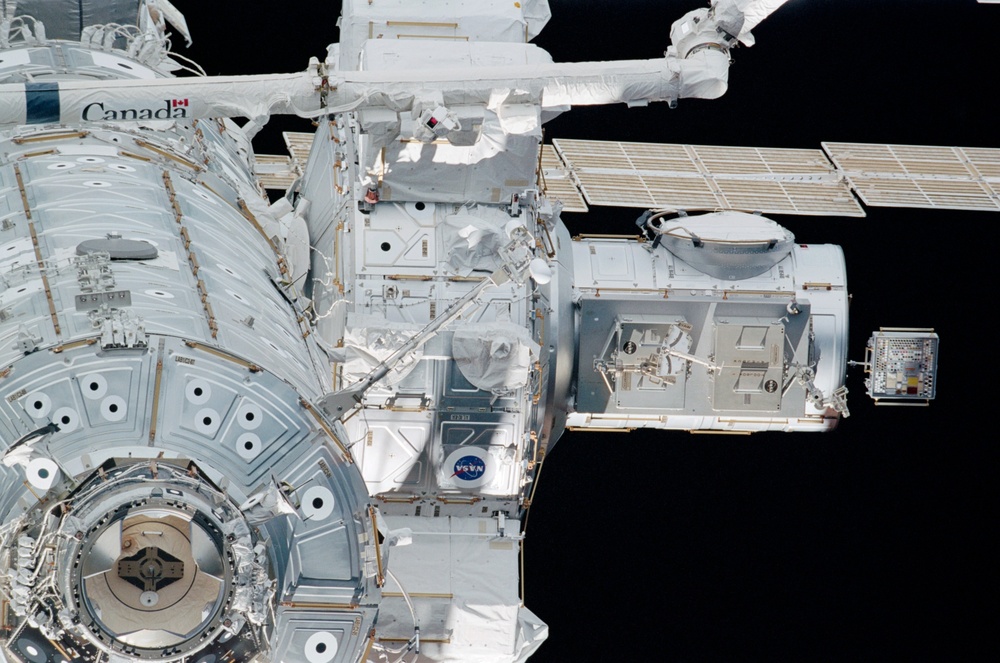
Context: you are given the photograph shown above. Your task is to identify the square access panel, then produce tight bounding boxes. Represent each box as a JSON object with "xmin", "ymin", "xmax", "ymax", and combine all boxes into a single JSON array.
[{"xmin": 713, "ymin": 319, "xmax": 785, "ymax": 412}]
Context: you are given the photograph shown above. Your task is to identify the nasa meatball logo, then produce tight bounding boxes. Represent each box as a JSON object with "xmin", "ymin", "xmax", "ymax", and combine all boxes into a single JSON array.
[
  {"xmin": 451, "ymin": 455, "xmax": 486, "ymax": 481},
  {"xmin": 442, "ymin": 448, "xmax": 494, "ymax": 488}
]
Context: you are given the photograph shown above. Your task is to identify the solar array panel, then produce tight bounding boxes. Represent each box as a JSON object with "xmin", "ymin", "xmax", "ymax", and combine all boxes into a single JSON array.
[
  {"xmin": 259, "ymin": 130, "xmax": 1000, "ymax": 216},
  {"xmin": 254, "ymin": 131, "xmax": 313, "ymax": 191},
  {"xmin": 254, "ymin": 154, "xmax": 297, "ymax": 191},
  {"xmin": 823, "ymin": 142, "xmax": 1000, "ymax": 211},
  {"xmin": 283, "ymin": 131, "xmax": 314, "ymax": 168},
  {"xmin": 553, "ymin": 138, "xmax": 865, "ymax": 216},
  {"xmin": 539, "ymin": 144, "xmax": 588, "ymax": 213}
]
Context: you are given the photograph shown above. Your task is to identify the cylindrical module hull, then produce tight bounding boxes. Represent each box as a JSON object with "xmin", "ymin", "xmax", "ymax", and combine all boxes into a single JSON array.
[
  {"xmin": 0, "ymin": 44, "xmax": 378, "ymax": 663},
  {"xmin": 566, "ymin": 236, "xmax": 848, "ymax": 433}
]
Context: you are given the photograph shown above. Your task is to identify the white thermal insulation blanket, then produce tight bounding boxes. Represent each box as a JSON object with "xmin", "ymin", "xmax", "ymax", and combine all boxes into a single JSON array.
[
  {"xmin": 452, "ymin": 323, "xmax": 539, "ymax": 394},
  {"xmin": 378, "ymin": 515, "xmax": 548, "ymax": 663},
  {"xmin": 337, "ymin": 0, "xmax": 552, "ymax": 70},
  {"xmin": 341, "ymin": 314, "xmax": 423, "ymax": 386}
]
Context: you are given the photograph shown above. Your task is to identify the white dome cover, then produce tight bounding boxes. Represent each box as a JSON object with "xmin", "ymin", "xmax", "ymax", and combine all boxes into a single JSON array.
[{"xmin": 656, "ymin": 211, "xmax": 795, "ymax": 280}]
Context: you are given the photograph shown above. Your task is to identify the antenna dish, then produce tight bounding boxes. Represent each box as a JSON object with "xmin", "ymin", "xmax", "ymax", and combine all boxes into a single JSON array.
[{"xmin": 529, "ymin": 258, "xmax": 552, "ymax": 284}]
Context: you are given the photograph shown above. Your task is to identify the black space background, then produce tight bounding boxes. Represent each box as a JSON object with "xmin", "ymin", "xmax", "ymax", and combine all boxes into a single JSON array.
[{"xmin": 172, "ymin": 1, "xmax": 996, "ymax": 660}]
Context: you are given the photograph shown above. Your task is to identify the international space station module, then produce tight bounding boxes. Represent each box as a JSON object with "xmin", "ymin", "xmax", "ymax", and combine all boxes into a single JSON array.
[{"xmin": 0, "ymin": 1, "xmax": 943, "ymax": 662}]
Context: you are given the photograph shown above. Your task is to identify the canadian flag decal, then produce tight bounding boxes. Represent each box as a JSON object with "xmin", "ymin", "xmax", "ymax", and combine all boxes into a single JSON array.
[{"xmin": 172, "ymin": 98, "xmax": 189, "ymax": 108}]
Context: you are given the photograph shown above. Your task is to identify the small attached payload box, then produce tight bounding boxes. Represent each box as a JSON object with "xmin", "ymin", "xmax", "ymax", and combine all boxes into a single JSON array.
[{"xmin": 854, "ymin": 328, "xmax": 940, "ymax": 404}]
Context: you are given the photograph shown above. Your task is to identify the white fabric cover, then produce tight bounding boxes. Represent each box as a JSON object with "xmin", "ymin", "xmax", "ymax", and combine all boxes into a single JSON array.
[
  {"xmin": 338, "ymin": 49, "xmax": 730, "ymax": 111},
  {"xmin": 0, "ymin": 70, "xmax": 319, "ymax": 125},
  {"xmin": 239, "ymin": 477, "xmax": 298, "ymax": 526},
  {"xmin": 341, "ymin": 314, "xmax": 422, "ymax": 386},
  {"xmin": 441, "ymin": 214, "xmax": 502, "ymax": 276},
  {"xmin": 452, "ymin": 322, "xmax": 538, "ymax": 393},
  {"xmin": 738, "ymin": 0, "xmax": 792, "ymax": 38},
  {"xmin": 0, "ymin": 48, "xmax": 729, "ymax": 126},
  {"xmin": 379, "ymin": 107, "xmax": 541, "ymax": 204},
  {"xmin": 377, "ymin": 515, "xmax": 548, "ymax": 662},
  {"xmin": 8, "ymin": 0, "xmax": 141, "ymax": 40},
  {"xmin": 336, "ymin": 0, "xmax": 552, "ymax": 70}
]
